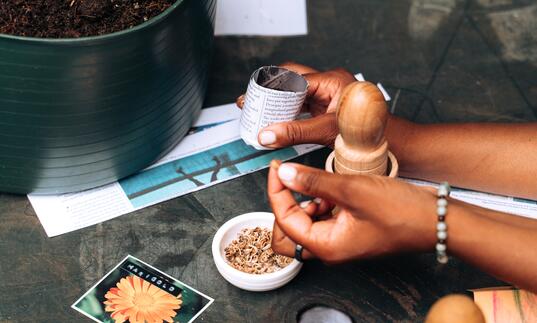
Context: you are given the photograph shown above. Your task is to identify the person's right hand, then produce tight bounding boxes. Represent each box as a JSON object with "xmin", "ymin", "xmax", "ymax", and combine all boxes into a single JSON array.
[
  {"xmin": 267, "ymin": 160, "xmax": 438, "ymax": 264},
  {"xmin": 236, "ymin": 62, "xmax": 357, "ymax": 148}
]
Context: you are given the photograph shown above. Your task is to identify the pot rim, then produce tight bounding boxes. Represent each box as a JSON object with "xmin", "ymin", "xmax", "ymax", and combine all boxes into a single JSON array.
[{"xmin": 0, "ymin": 0, "xmax": 188, "ymax": 43}]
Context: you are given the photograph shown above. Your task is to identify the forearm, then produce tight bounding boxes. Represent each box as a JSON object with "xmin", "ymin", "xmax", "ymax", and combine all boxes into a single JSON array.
[
  {"xmin": 386, "ymin": 117, "xmax": 537, "ymax": 200},
  {"xmin": 447, "ymin": 200, "xmax": 537, "ymax": 292}
]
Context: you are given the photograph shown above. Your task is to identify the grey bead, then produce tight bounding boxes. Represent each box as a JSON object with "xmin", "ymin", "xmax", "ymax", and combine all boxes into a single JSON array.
[
  {"xmin": 437, "ymin": 254, "xmax": 449, "ymax": 264},
  {"xmin": 437, "ymin": 206, "xmax": 447, "ymax": 216},
  {"xmin": 436, "ymin": 243, "xmax": 447, "ymax": 252},
  {"xmin": 437, "ymin": 198, "xmax": 447, "ymax": 207}
]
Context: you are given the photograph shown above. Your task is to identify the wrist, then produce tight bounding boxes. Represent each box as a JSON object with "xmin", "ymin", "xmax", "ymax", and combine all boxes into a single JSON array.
[
  {"xmin": 385, "ymin": 116, "xmax": 420, "ymax": 175},
  {"xmin": 393, "ymin": 187, "xmax": 438, "ymax": 253},
  {"xmin": 417, "ymin": 192, "xmax": 439, "ymax": 252},
  {"xmin": 413, "ymin": 192, "xmax": 469, "ymax": 259}
]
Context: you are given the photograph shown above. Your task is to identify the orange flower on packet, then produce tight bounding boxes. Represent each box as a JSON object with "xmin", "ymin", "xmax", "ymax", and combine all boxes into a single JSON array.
[{"xmin": 104, "ymin": 275, "xmax": 183, "ymax": 323}]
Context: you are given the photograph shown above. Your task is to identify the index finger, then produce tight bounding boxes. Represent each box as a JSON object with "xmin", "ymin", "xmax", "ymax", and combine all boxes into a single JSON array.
[
  {"xmin": 236, "ymin": 63, "xmax": 317, "ymax": 110},
  {"xmin": 278, "ymin": 63, "xmax": 322, "ymax": 99},
  {"xmin": 279, "ymin": 62, "xmax": 319, "ymax": 75},
  {"xmin": 268, "ymin": 160, "xmax": 318, "ymax": 252}
]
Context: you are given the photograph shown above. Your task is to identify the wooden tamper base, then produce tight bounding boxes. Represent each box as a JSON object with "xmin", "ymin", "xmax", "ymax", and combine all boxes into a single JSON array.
[{"xmin": 325, "ymin": 81, "xmax": 398, "ymax": 177}]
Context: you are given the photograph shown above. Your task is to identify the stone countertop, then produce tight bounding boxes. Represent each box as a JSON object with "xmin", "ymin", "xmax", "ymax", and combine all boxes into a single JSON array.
[{"xmin": 1, "ymin": 0, "xmax": 536, "ymax": 322}]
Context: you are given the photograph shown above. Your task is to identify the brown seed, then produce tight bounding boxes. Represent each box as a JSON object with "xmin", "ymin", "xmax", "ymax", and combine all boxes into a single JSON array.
[{"xmin": 224, "ymin": 227, "xmax": 293, "ymax": 275}]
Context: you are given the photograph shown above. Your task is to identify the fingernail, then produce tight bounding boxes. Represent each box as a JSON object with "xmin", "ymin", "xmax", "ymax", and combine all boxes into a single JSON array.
[
  {"xmin": 278, "ymin": 164, "xmax": 297, "ymax": 182},
  {"xmin": 259, "ymin": 130, "xmax": 276, "ymax": 145},
  {"xmin": 270, "ymin": 159, "xmax": 281, "ymax": 169},
  {"xmin": 313, "ymin": 198, "xmax": 323, "ymax": 204},
  {"xmin": 300, "ymin": 200, "xmax": 312, "ymax": 208}
]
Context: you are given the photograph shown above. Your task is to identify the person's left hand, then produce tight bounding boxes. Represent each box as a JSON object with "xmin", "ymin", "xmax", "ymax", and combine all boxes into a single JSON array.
[
  {"xmin": 236, "ymin": 62, "xmax": 357, "ymax": 148},
  {"xmin": 267, "ymin": 160, "xmax": 438, "ymax": 264}
]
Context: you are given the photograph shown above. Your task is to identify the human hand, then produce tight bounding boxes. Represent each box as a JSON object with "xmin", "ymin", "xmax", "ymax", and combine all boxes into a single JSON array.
[
  {"xmin": 267, "ymin": 160, "xmax": 438, "ymax": 264},
  {"xmin": 236, "ymin": 63, "xmax": 357, "ymax": 148}
]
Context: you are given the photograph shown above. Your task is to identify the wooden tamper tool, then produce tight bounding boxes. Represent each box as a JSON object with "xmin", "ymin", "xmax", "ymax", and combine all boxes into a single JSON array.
[
  {"xmin": 325, "ymin": 81, "xmax": 398, "ymax": 177},
  {"xmin": 425, "ymin": 294, "xmax": 486, "ymax": 323}
]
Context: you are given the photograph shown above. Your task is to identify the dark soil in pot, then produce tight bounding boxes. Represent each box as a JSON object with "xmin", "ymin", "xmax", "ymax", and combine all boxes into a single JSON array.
[{"xmin": 0, "ymin": 0, "xmax": 175, "ymax": 38}]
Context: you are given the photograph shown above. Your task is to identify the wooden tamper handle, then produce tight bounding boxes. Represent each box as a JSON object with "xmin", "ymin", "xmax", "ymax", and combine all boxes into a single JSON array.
[
  {"xmin": 425, "ymin": 294, "xmax": 486, "ymax": 323},
  {"xmin": 334, "ymin": 81, "xmax": 392, "ymax": 175}
]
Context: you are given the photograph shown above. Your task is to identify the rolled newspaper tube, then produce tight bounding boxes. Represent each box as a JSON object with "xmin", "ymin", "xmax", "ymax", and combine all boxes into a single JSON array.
[{"xmin": 240, "ymin": 66, "xmax": 308, "ymax": 150}]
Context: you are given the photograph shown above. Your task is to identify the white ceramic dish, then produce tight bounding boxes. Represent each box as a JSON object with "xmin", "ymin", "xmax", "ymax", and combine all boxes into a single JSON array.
[{"xmin": 211, "ymin": 212, "xmax": 303, "ymax": 292}]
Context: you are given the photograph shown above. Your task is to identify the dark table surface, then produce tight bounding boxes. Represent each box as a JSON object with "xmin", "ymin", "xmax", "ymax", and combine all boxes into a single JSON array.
[{"xmin": 1, "ymin": 0, "xmax": 536, "ymax": 322}]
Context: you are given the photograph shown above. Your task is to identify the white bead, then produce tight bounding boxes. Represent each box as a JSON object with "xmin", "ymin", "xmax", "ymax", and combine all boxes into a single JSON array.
[
  {"xmin": 437, "ymin": 222, "xmax": 447, "ymax": 231},
  {"xmin": 438, "ymin": 182, "xmax": 451, "ymax": 197},
  {"xmin": 437, "ymin": 231, "xmax": 448, "ymax": 240},
  {"xmin": 437, "ymin": 254, "xmax": 449, "ymax": 264},
  {"xmin": 437, "ymin": 206, "xmax": 447, "ymax": 216},
  {"xmin": 436, "ymin": 243, "xmax": 446, "ymax": 252},
  {"xmin": 438, "ymin": 186, "xmax": 448, "ymax": 197},
  {"xmin": 437, "ymin": 198, "xmax": 447, "ymax": 207}
]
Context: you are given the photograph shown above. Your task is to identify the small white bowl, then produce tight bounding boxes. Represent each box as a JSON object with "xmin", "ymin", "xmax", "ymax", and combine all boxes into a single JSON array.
[{"xmin": 212, "ymin": 212, "xmax": 303, "ymax": 292}]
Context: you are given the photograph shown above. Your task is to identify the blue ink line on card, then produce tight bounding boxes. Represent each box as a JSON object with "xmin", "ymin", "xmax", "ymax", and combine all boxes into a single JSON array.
[{"xmin": 119, "ymin": 139, "xmax": 297, "ymax": 208}]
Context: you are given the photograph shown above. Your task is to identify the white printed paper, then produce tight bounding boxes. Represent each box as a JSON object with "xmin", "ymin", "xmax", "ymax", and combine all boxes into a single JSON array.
[
  {"xmin": 240, "ymin": 66, "xmax": 308, "ymax": 149},
  {"xmin": 404, "ymin": 179, "xmax": 537, "ymax": 220},
  {"xmin": 29, "ymin": 104, "xmax": 320, "ymax": 237},
  {"xmin": 214, "ymin": 0, "xmax": 308, "ymax": 36}
]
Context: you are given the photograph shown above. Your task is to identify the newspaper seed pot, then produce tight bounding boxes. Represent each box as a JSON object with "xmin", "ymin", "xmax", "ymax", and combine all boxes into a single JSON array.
[
  {"xmin": 0, "ymin": 0, "xmax": 216, "ymax": 194},
  {"xmin": 240, "ymin": 66, "xmax": 308, "ymax": 150}
]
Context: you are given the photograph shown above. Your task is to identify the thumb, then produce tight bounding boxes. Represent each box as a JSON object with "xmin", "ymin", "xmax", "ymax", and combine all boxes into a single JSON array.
[
  {"xmin": 258, "ymin": 113, "xmax": 338, "ymax": 148},
  {"xmin": 276, "ymin": 163, "xmax": 362, "ymax": 210}
]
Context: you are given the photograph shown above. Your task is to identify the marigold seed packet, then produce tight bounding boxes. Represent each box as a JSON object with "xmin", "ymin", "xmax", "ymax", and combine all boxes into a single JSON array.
[{"xmin": 72, "ymin": 255, "xmax": 213, "ymax": 323}]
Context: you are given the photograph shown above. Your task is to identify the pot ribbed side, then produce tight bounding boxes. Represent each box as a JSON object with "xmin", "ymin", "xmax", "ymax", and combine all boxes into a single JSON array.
[{"xmin": 0, "ymin": 0, "xmax": 216, "ymax": 194}]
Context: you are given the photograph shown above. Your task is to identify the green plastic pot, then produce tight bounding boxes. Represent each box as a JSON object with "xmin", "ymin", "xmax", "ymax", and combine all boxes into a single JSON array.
[{"xmin": 0, "ymin": 0, "xmax": 216, "ymax": 194}]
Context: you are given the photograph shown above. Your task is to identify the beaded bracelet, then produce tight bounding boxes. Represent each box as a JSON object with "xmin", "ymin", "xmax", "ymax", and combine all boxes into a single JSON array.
[{"xmin": 436, "ymin": 182, "xmax": 451, "ymax": 264}]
